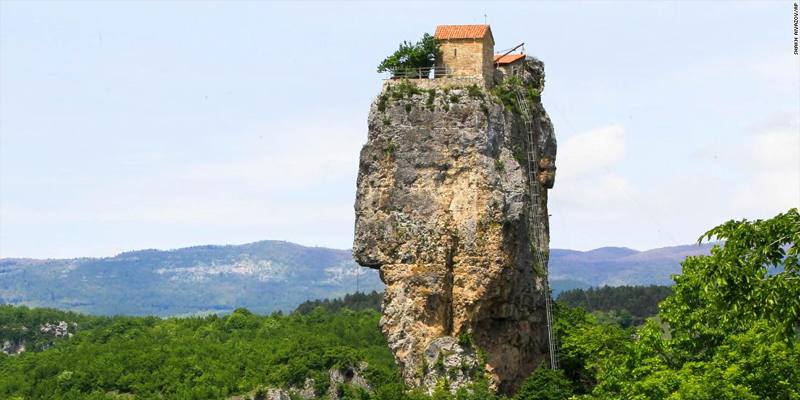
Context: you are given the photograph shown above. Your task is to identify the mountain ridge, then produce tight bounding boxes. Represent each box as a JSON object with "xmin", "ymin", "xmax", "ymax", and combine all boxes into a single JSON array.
[{"xmin": 1, "ymin": 240, "xmax": 714, "ymax": 316}]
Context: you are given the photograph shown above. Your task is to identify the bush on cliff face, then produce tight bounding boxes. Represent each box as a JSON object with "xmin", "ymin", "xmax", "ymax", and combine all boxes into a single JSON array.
[{"xmin": 377, "ymin": 33, "xmax": 440, "ymax": 75}]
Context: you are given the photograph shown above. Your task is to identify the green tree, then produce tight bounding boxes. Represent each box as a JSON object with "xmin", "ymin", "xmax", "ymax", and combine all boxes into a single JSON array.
[
  {"xmin": 377, "ymin": 33, "xmax": 440, "ymax": 75},
  {"xmin": 660, "ymin": 207, "xmax": 799, "ymax": 353},
  {"xmin": 582, "ymin": 208, "xmax": 800, "ymax": 399},
  {"xmin": 513, "ymin": 367, "xmax": 573, "ymax": 400}
]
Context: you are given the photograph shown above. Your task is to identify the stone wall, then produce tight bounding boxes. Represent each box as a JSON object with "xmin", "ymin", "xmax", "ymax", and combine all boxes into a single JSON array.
[
  {"xmin": 382, "ymin": 77, "xmax": 485, "ymax": 91},
  {"xmin": 436, "ymin": 36, "xmax": 495, "ymax": 87},
  {"xmin": 481, "ymin": 36, "xmax": 495, "ymax": 86}
]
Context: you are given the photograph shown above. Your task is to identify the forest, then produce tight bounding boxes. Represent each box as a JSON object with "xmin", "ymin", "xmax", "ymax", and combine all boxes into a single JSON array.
[
  {"xmin": 0, "ymin": 209, "xmax": 797, "ymax": 399},
  {"xmin": 556, "ymin": 285, "xmax": 673, "ymax": 327},
  {"xmin": 294, "ymin": 291, "xmax": 382, "ymax": 314}
]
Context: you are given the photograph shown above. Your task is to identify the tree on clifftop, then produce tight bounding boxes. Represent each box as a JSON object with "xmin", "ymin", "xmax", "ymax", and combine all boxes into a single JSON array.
[{"xmin": 377, "ymin": 33, "xmax": 440, "ymax": 75}]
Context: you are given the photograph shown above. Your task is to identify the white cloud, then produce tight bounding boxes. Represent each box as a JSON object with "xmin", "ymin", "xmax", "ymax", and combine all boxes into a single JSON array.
[
  {"xmin": 550, "ymin": 124, "xmax": 636, "ymax": 208},
  {"xmin": 549, "ymin": 115, "xmax": 799, "ymax": 251},
  {"xmin": 549, "ymin": 124, "xmax": 646, "ymax": 248},
  {"xmin": 556, "ymin": 124, "xmax": 626, "ymax": 180},
  {"xmin": 731, "ymin": 114, "xmax": 800, "ymax": 213}
]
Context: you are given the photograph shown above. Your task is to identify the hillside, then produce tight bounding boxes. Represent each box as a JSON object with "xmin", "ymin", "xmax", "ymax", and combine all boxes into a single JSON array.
[
  {"xmin": 549, "ymin": 243, "xmax": 715, "ymax": 287},
  {"xmin": 0, "ymin": 240, "xmax": 712, "ymax": 316},
  {"xmin": 0, "ymin": 241, "xmax": 382, "ymax": 316}
]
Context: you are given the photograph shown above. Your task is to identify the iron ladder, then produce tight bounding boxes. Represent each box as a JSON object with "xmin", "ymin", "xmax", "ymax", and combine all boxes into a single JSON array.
[{"xmin": 514, "ymin": 88, "xmax": 560, "ymax": 370}]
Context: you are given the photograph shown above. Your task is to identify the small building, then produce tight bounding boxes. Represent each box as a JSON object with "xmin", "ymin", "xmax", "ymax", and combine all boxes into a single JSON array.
[
  {"xmin": 494, "ymin": 53, "xmax": 527, "ymax": 77},
  {"xmin": 434, "ymin": 24, "xmax": 495, "ymax": 86}
]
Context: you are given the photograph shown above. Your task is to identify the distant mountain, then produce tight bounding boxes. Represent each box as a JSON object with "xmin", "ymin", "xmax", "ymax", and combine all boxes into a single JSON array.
[
  {"xmin": 0, "ymin": 241, "xmax": 382, "ymax": 316},
  {"xmin": 549, "ymin": 243, "xmax": 715, "ymax": 288},
  {"xmin": 0, "ymin": 240, "xmax": 714, "ymax": 316}
]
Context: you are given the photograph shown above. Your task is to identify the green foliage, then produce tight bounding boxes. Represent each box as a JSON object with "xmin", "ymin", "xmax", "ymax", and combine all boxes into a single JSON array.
[
  {"xmin": 554, "ymin": 305, "xmax": 628, "ymax": 395},
  {"xmin": 390, "ymin": 80, "xmax": 423, "ymax": 100},
  {"xmin": 661, "ymin": 208, "xmax": 800, "ymax": 348},
  {"xmin": 494, "ymin": 160, "xmax": 505, "ymax": 173},
  {"xmin": 384, "ymin": 139, "xmax": 396, "ymax": 157},
  {"xmin": 467, "ymin": 85, "xmax": 485, "ymax": 99},
  {"xmin": 0, "ymin": 307, "xmax": 397, "ymax": 400},
  {"xmin": 377, "ymin": 80, "xmax": 435, "ymax": 113},
  {"xmin": 556, "ymin": 285, "xmax": 673, "ymax": 327},
  {"xmin": 0, "ymin": 305, "xmax": 108, "ymax": 352},
  {"xmin": 295, "ymin": 291, "xmax": 382, "ymax": 315},
  {"xmin": 427, "ymin": 89, "xmax": 437, "ymax": 110},
  {"xmin": 513, "ymin": 367, "xmax": 573, "ymax": 400},
  {"xmin": 377, "ymin": 33, "xmax": 441, "ymax": 75},
  {"xmin": 490, "ymin": 76, "xmax": 523, "ymax": 114},
  {"xmin": 457, "ymin": 332, "xmax": 474, "ymax": 348},
  {"xmin": 556, "ymin": 208, "xmax": 800, "ymax": 399},
  {"xmin": 490, "ymin": 76, "xmax": 541, "ymax": 115},
  {"xmin": 377, "ymin": 94, "xmax": 389, "ymax": 112},
  {"xmin": 511, "ymin": 144, "xmax": 526, "ymax": 168}
]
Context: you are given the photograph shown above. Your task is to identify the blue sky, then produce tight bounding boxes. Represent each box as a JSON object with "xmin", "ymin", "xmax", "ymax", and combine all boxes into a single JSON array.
[{"xmin": 1, "ymin": 1, "xmax": 798, "ymax": 258}]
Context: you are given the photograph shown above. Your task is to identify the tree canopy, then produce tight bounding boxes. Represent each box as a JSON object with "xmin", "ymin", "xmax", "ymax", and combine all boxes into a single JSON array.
[
  {"xmin": 377, "ymin": 33, "xmax": 440, "ymax": 75},
  {"xmin": 557, "ymin": 208, "xmax": 799, "ymax": 399},
  {"xmin": 556, "ymin": 285, "xmax": 673, "ymax": 327}
]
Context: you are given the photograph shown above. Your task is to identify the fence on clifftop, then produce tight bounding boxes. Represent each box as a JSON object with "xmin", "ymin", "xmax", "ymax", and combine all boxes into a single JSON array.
[{"xmin": 384, "ymin": 66, "xmax": 454, "ymax": 80}]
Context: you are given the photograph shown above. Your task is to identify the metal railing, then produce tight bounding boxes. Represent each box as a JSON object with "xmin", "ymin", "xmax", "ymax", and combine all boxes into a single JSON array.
[{"xmin": 386, "ymin": 66, "xmax": 453, "ymax": 80}]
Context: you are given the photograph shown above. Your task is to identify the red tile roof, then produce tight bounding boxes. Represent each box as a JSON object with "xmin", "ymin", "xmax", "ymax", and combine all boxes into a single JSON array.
[
  {"xmin": 494, "ymin": 53, "xmax": 526, "ymax": 65},
  {"xmin": 435, "ymin": 25, "xmax": 492, "ymax": 40}
]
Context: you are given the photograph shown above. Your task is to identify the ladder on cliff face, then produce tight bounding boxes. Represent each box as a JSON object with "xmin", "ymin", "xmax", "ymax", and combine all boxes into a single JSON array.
[{"xmin": 514, "ymin": 88, "xmax": 560, "ymax": 370}]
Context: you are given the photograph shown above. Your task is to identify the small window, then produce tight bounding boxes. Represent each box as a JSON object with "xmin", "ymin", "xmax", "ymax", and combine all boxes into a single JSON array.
[{"xmin": 454, "ymin": 48, "xmax": 457, "ymax": 57}]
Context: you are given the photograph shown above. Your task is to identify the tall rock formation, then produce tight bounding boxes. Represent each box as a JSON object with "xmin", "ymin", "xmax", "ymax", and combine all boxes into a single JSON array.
[{"xmin": 353, "ymin": 59, "xmax": 556, "ymax": 394}]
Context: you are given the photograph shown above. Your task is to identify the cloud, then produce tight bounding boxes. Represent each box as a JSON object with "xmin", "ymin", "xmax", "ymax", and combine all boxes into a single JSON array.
[
  {"xmin": 731, "ymin": 114, "xmax": 800, "ymax": 213},
  {"xmin": 548, "ymin": 115, "xmax": 799, "ymax": 251},
  {"xmin": 550, "ymin": 124, "xmax": 635, "ymax": 209},
  {"xmin": 556, "ymin": 124, "xmax": 626, "ymax": 180},
  {"xmin": 548, "ymin": 124, "xmax": 645, "ymax": 250}
]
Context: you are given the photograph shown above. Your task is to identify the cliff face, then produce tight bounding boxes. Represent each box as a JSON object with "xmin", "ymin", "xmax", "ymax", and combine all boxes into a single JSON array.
[{"xmin": 353, "ymin": 59, "xmax": 556, "ymax": 394}]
